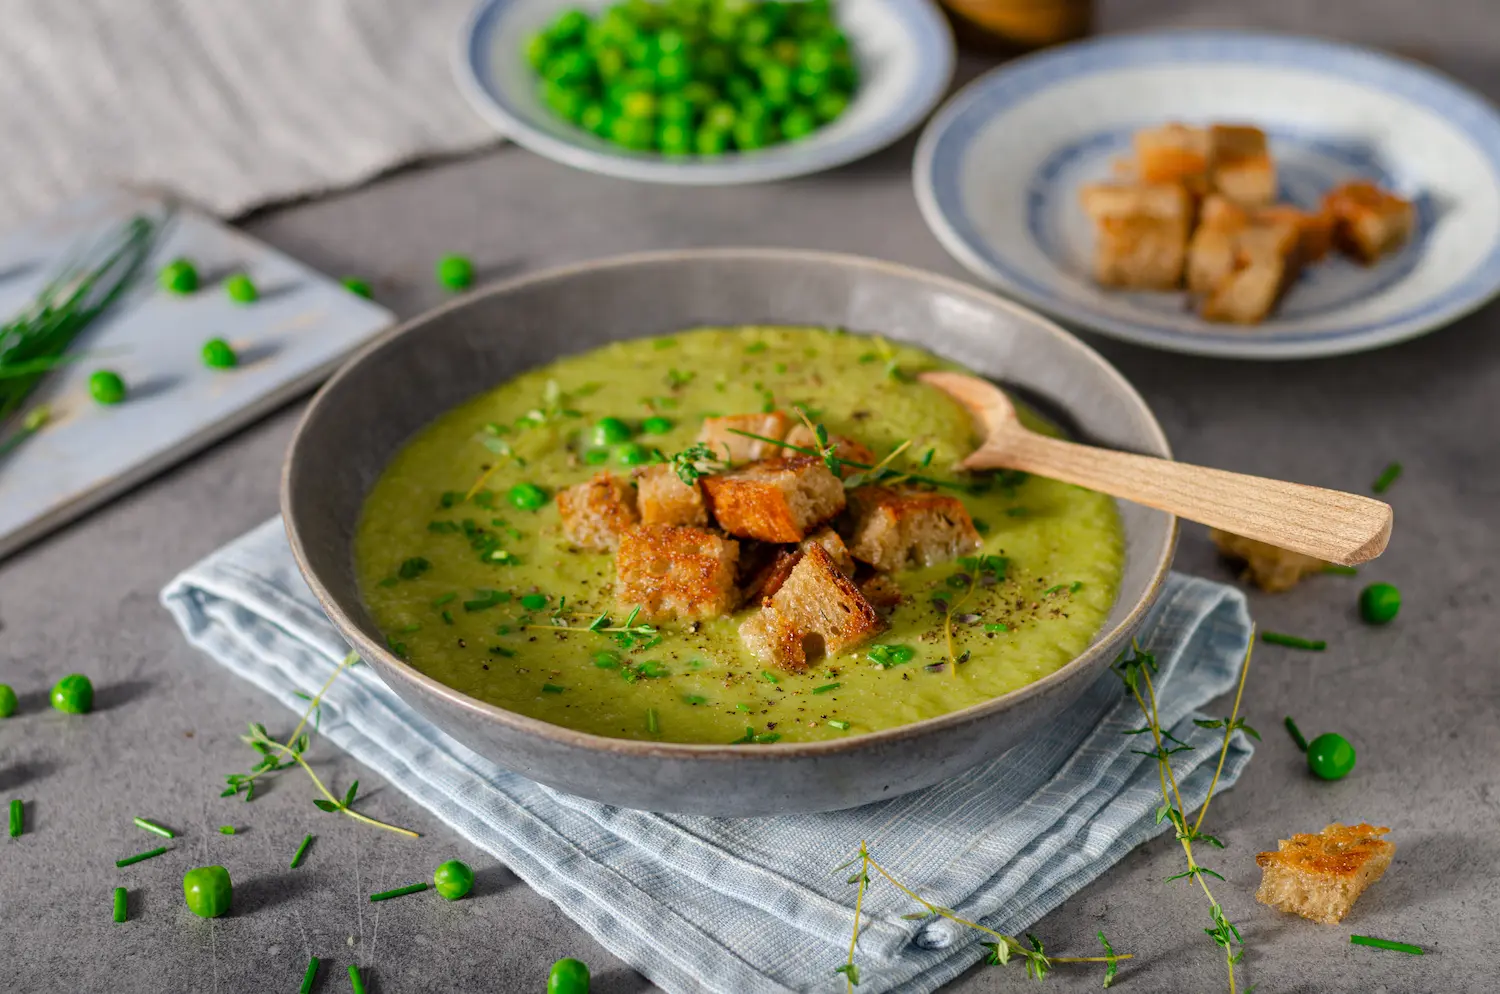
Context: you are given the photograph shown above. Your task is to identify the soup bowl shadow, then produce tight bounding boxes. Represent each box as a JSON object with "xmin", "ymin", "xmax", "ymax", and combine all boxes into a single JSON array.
[{"xmin": 282, "ymin": 249, "xmax": 1177, "ymax": 816}]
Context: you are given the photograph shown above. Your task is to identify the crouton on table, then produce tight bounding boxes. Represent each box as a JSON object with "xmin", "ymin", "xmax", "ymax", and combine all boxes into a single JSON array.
[
  {"xmin": 846, "ymin": 485, "xmax": 981, "ymax": 572},
  {"xmin": 1210, "ymin": 528, "xmax": 1327, "ymax": 592},
  {"xmin": 1256, "ymin": 823, "xmax": 1395, "ymax": 924},
  {"xmin": 739, "ymin": 544, "xmax": 883, "ymax": 672},
  {"xmin": 1210, "ymin": 124, "xmax": 1276, "ymax": 207},
  {"xmin": 1323, "ymin": 181, "xmax": 1415, "ymax": 264},
  {"xmin": 557, "ymin": 471, "xmax": 639, "ymax": 552},
  {"xmin": 615, "ymin": 525, "xmax": 739, "ymax": 621},
  {"xmin": 702, "ymin": 455, "xmax": 846, "ymax": 543},
  {"xmin": 1193, "ymin": 200, "xmax": 1304, "ymax": 324},
  {"xmin": 697, "ymin": 411, "xmax": 791, "ymax": 465},
  {"xmin": 634, "ymin": 462, "xmax": 708, "ymax": 528},
  {"xmin": 783, "ymin": 424, "xmax": 875, "ymax": 477},
  {"xmin": 1079, "ymin": 182, "xmax": 1194, "ymax": 290}
]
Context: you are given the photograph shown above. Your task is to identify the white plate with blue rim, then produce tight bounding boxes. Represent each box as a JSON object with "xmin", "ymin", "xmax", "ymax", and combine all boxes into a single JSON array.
[
  {"xmin": 455, "ymin": 0, "xmax": 954, "ymax": 185},
  {"xmin": 913, "ymin": 30, "xmax": 1500, "ymax": 359}
]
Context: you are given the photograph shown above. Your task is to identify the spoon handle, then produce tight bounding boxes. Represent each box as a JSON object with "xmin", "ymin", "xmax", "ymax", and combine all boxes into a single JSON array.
[{"xmin": 970, "ymin": 431, "xmax": 1392, "ymax": 566}]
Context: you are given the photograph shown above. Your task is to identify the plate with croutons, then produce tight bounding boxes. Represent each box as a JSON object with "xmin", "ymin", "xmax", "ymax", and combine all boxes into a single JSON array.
[{"xmin": 913, "ymin": 30, "xmax": 1500, "ymax": 358}]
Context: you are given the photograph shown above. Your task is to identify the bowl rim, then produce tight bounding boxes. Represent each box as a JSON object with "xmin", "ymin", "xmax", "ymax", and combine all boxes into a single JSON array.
[{"xmin": 282, "ymin": 247, "xmax": 1179, "ymax": 760}]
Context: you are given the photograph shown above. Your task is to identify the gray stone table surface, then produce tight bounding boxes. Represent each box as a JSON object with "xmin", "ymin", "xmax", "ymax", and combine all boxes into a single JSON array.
[{"xmin": 3, "ymin": 2, "xmax": 1498, "ymax": 991}]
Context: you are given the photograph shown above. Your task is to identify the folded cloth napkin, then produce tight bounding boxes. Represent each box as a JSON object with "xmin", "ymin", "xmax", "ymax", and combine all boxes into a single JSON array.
[{"xmin": 162, "ymin": 517, "xmax": 1254, "ymax": 994}]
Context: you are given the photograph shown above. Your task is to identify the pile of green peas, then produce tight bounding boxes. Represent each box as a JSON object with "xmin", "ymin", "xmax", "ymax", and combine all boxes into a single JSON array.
[
  {"xmin": 584, "ymin": 414, "xmax": 672, "ymax": 466},
  {"xmin": 525, "ymin": 0, "xmax": 858, "ymax": 156}
]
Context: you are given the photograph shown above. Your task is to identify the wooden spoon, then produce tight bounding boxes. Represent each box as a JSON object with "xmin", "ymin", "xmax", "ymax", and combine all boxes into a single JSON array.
[{"xmin": 919, "ymin": 371, "xmax": 1392, "ymax": 566}]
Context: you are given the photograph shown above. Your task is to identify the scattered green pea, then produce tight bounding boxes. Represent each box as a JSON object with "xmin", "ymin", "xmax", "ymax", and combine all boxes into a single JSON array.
[
  {"xmin": 548, "ymin": 957, "xmax": 591, "ymax": 994},
  {"xmin": 1359, "ymin": 582, "xmax": 1401, "ymax": 625},
  {"xmin": 520, "ymin": 593, "xmax": 549, "ymax": 611},
  {"xmin": 436, "ymin": 254, "xmax": 475, "ymax": 290},
  {"xmin": 342, "ymin": 277, "xmax": 374, "ymax": 299},
  {"xmin": 224, "ymin": 273, "xmax": 258, "ymax": 304},
  {"xmin": 182, "ymin": 865, "xmax": 233, "ymax": 918},
  {"xmin": 88, "ymin": 370, "xmax": 126, "ymax": 406},
  {"xmin": 158, "ymin": 258, "xmax": 198, "ymax": 294},
  {"xmin": 592, "ymin": 416, "xmax": 632, "ymax": 446},
  {"xmin": 640, "ymin": 415, "xmax": 673, "ymax": 434},
  {"xmin": 0, "ymin": 684, "xmax": 15, "ymax": 718},
  {"xmin": 583, "ymin": 447, "xmax": 610, "ymax": 465},
  {"xmin": 1307, "ymin": 732, "xmax": 1356, "ymax": 781},
  {"xmin": 201, "ymin": 338, "xmax": 238, "ymax": 369},
  {"xmin": 50, "ymin": 673, "xmax": 94, "ymax": 714},
  {"xmin": 433, "ymin": 859, "xmax": 475, "ymax": 900},
  {"xmin": 508, "ymin": 483, "xmax": 549, "ymax": 511},
  {"xmin": 614, "ymin": 442, "xmax": 651, "ymax": 466}
]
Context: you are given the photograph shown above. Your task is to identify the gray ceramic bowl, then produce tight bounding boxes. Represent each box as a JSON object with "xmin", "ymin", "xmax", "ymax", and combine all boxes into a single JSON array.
[{"xmin": 282, "ymin": 249, "xmax": 1177, "ymax": 816}]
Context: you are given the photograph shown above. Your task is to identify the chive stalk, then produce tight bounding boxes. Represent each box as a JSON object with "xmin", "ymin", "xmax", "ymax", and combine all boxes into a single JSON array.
[
  {"xmin": 115, "ymin": 846, "xmax": 168, "ymax": 867},
  {"xmin": 299, "ymin": 955, "xmax": 320, "ymax": 993},
  {"xmin": 8, "ymin": 799, "xmax": 21, "ymax": 837},
  {"xmin": 133, "ymin": 816, "xmax": 174, "ymax": 839},
  {"xmin": 646, "ymin": 708, "xmax": 660, "ymax": 735},
  {"xmin": 369, "ymin": 882, "xmax": 428, "ymax": 903},
  {"xmin": 1371, "ymin": 462, "xmax": 1402, "ymax": 494},
  {"xmin": 1284, "ymin": 716, "xmax": 1309, "ymax": 752},
  {"xmin": 1261, "ymin": 632, "xmax": 1326, "ymax": 651},
  {"xmin": 348, "ymin": 964, "xmax": 368, "ymax": 994},
  {"xmin": 112, "ymin": 887, "xmax": 128, "ymax": 923},
  {"xmin": 1350, "ymin": 934, "xmax": 1423, "ymax": 955},
  {"xmin": 290, "ymin": 833, "xmax": 314, "ymax": 869}
]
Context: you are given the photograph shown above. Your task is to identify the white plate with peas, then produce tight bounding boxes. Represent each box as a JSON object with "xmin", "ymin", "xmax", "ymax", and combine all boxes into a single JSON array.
[{"xmin": 456, "ymin": 0, "xmax": 955, "ymax": 184}]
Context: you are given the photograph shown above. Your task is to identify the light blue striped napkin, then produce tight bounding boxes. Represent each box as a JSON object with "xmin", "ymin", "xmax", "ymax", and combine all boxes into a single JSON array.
[{"xmin": 162, "ymin": 517, "xmax": 1254, "ymax": 994}]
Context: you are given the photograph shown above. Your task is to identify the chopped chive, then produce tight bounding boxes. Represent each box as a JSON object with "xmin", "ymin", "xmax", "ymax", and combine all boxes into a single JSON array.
[
  {"xmin": 735, "ymin": 702, "xmax": 751, "ymax": 712},
  {"xmin": 1284, "ymin": 716, "xmax": 1309, "ymax": 752},
  {"xmin": 349, "ymin": 964, "xmax": 368, "ymax": 994},
  {"xmin": 441, "ymin": 609, "xmax": 454, "ymax": 625},
  {"xmin": 828, "ymin": 719, "xmax": 851, "ymax": 731},
  {"xmin": 299, "ymin": 955, "xmax": 320, "ymax": 994},
  {"xmin": 1351, "ymin": 934, "xmax": 1423, "ymax": 955},
  {"xmin": 745, "ymin": 341, "xmax": 768, "ymax": 354},
  {"xmin": 399, "ymin": 623, "xmax": 421, "ymax": 634},
  {"xmin": 1323, "ymin": 564, "xmax": 1359, "ymax": 576},
  {"xmin": 682, "ymin": 694, "xmax": 707, "ymax": 705},
  {"xmin": 1005, "ymin": 507, "xmax": 1029, "ymax": 517},
  {"xmin": 812, "ymin": 683, "xmax": 841, "ymax": 694},
  {"xmin": 290, "ymin": 833, "xmax": 313, "ymax": 868},
  {"xmin": 761, "ymin": 670, "xmax": 779, "ymax": 684},
  {"xmin": 646, "ymin": 708, "xmax": 660, "ymax": 734},
  {"xmin": 1261, "ymin": 632, "xmax": 1326, "ymax": 651},
  {"xmin": 1042, "ymin": 584, "xmax": 1066, "ymax": 595},
  {"xmin": 984, "ymin": 623, "xmax": 1009, "ymax": 633},
  {"xmin": 1371, "ymin": 462, "xmax": 1403, "ymax": 494},
  {"xmin": 1069, "ymin": 581, "xmax": 1084, "ymax": 593},
  {"xmin": 115, "ymin": 846, "xmax": 168, "ymax": 867},
  {"xmin": 369, "ymin": 881, "xmax": 429, "ymax": 903},
  {"xmin": 520, "ymin": 593, "xmax": 548, "ymax": 610},
  {"xmin": 462, "ymin": 589, "xmax": 510, "ymax": 612},
  {"xmin": 218, "ymin": 825, "xmax": 236, "ymax": 835},
  {"xmin": 541, "ymin": 684, "xmax": 565, "ymax": 694},
  {"xmin": 112, "ymin": 886, "xmax": 128, "ymax": 923},
  {"xmin": 132, "ymin": 816, "xmax": 174, "ymax": 839}
]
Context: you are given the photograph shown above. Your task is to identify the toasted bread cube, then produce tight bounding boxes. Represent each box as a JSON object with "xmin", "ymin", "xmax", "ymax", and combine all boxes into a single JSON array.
[
  {"xmin": 783, "ymin": 425, "xmax": 876, "ymax": 478},
  {"xmin": 1197, "ymin": 208, "xmax": 1303, "ymax": 324},
  {"xmin": 847, "ymin": 485, "xmax": 981, "ymax": 572},
  {"xmin": 697, "ymin": 411, "xmax": 791, "ymax": 465},
  {"xmin": 1080, "ymin": 182, "xmax": 1193, "ymax": 290},
  {"xmin": 701, "ymin": 456, "xmax": 846, "ymax": 543},
  {"xmin": 1210, "ymin": 529, "xmax": 1327, "ymax": 592},
  {"xmin": 1210, "ymin": 125, "xmax": 1276, "ymax": 206},
  {"xmin": 1323, "ymin": 181, "xmax": 1414, "ymax": 264},
  {"xmin": 556, "ymin": 471, "xmax": 639, "ymax": 552},
  {"xmin": 1256, "ymin": 823, "xmax": 1395, "ymax": 924},
  {"xmin": 802, "ymin": 527, "xmax": 856, "ymax": 577},
  {"xmin": 859, "ymin": 573, "xmax": 905, "ymax": 609},
  {"xmin": 633, "ymin": 463, "xmax": 708, "ymax": 528},
  {"xmin": 738, "ymin": 544, "xmax": 884, "ymax": 672},
  {"xmin": 1258, "ymin": 204, "xmax": 1336, "ymax": 263},
  {"xmin": 1134, "ymin": 123, "xmax": 1211, "ymax": 192},
  {"xmin": 1187, "ymin": 196, "xmax": 1251, "ymax": 294},
  {"xmin": 615, "ymin": 525, "xmax": 739, "ymax": 621},
  {"xmin": 1200, "ymin": 259, "xmax": 1288, "ymax": 324}
]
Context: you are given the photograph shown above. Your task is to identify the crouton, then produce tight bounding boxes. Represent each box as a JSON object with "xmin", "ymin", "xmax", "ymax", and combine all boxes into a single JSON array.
[
  {"xmin": 846, "ymin": 485, "xmax": 981, "ymax": 572},
  {"xmin": 1258, "ymin": 204, "xmax": 1336, "ymax": 263},
  {"xmin": 802, "ymin": 527, "xmax": 856, "ymax": 577},
  {"xmin": 1187, "ymin": 196, "xmax": 1251, "ymax": 295},
  {"xmin": 1255, "ymin": 823, "xmax": 1395, "ymax": 924},
  {"xmin": 633, "ymin": 462, "xmax": 708, "ymax": 528},
  {"xmin": 1133, "ymin": 123, "xmax": 1211, "ymax": 192},
  {"xmin": 858, "ymin": 573, "xmax": 905, "ymax": 609},
  {"xmin": 738, "ymin": 544, "xmax": 884, "ymax": 672},
  {"xmin": 1200, "ymin": 257, "xmax": 1290, "ymax": 325},
  {"xmin": 1080, "ymin": 182, "xmax": 1193, "ymax": 290},
  {"xmin": 697, "ymin": 411, "xmax": 791, "ymax": 465},
  {"xmin": 556, "ymin": 471, "xmax": 639, "ymax": 552},
  {"xmin": 1197, "ymin": 207, "xmax": 1303, "ymax": 324},
  {"xmin": 701, "ymin": 456, "xmax": 846, "ymax": 543},
  {"xmin": 1210, "ymin": 528, "xmax": 1327, "ymax": 592},
  {"xmin": 1323, "ymin": 181, "xmax": 1414, "ymax": 264},
  {"xmin": 745, "ymin": 548, "xmax": 802, "ymax": 605},
  {"xmin": 783, "ymin": 424, "xmax": 876, "ymax": 478},
  {"xmin": 1210, "ymin": 125, "xmax": 1276, "ymax": 207},
  {"xmin": 615, "ymin": 525, "xmax": 739, "ymax": 621}
]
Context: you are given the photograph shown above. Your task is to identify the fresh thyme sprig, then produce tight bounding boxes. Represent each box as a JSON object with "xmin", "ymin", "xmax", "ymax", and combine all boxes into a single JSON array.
[
  {"xmin": 836, "ymin": 841, "xmax": 1128, "ymax": 990},
  {"xmin": 658, "ymin": 441, "xmax": 726, "ymax": 486},
  {"xmin": 1114, "ymin": 631, "xmax": 1257, "ymax": 993},
  {"xmin": 221, "ymin": 651, "xmax": 419, "ymax": 839},
  {"xmin": 524, "ymin": 604, "xmax": 660, "ymax": 649},
  {"xmin": 725, "ymin": 427, "xmax": 973, "ymax": 493},
  {"xmin": 930, "ymin": 554, "xmax": 1007, "ymax": 678}
]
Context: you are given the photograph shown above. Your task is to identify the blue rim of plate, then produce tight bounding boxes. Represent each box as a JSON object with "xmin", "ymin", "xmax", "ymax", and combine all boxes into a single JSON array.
[
  {"xmin": 457, "ymin": 0, "xmax": 955, "ymax": 185},
  {"xmin": 913, "ymin": 30, "xmax": 1500, "ymax": 359}
]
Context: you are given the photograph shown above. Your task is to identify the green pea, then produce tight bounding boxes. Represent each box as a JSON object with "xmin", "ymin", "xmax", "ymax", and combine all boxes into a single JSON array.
[
  {"xmin": 51, "ymin": 673, "xmax": 94, "ymax": 714},
  {"xmin": 703, "ymin": 102, "xmax": 737, "ymax": 131},
  {"xmin": 545, "ymin": 49, "xmax": 594, "ymax": 87},
  {"xmin": 640, "ymin": 416, "xmax": 673, "ymax": 434},
  {"xmin": 544, "ymin": 81, "xmax": 589, "ymax": 123},
  {"xmin": 681, "ymin": 80, "xmax": 718, "ymax": 108},
  {"xmin": 793, "ymin": 67, "xmax": 826, "ymax": 100},
  {"xmin": 549, "ymin": 9, "xmax": 590, "ymax": 43},
  {"xmin": 158, "ymin": 258, "xmax": 198, "ymax": 294},
  {"xmin": 618, "ymin": 67, "xmax": 657, "ymax": 93},
  {"xmin": 657, "ymin": 27, "xmax": 687, "ymax": 55},
  {"xmin": 608, "ymin": 115, "xmax": 655, "ymax": 150},
  {"xmin": 433, "ymin": 859, "xmax": 475, "ymax": 900},
  {"xmin": 698, "ymin": 44, "xmax": 733, "ymax": 78},
  {"xmin": 548, "ymin": 958, "xmax": 591, "ymax": 994},
  {"xmin": 771, "ymin": 38, "xmax": 801, "ymax": 66},
  {"xmin": 0, "ymin": 684, "xmax": 16, "ymax": 718},
  {"xmin": 341, "ymin": 277, "xmax": 374, "ymax": 299},
  {"xmin": 182, "ymin": 865, "xmax": 233, "ymax": 919},
  {"xmin": 595, "ymin": 45, "xmax": 627, "ymax": 81},
  {"xmin": 725, "ymin": 74, "xmax": 758, "ymax": 103},
  {"xmin": 814, "ymin": 90, "xmax": 849, "ymax": 123},
  {"xmin": 802, "ymin": 42, "xmax": 834, "ymax": 74},
  {"xmin": 780, "ymin": 105, "xmax": 817, "ymax": 141},
  {"xmin": 614, "ymin": 442, "xmax": 651, "ymax": 466},
  {"xmin": 759, "ymin": 62, "xmax": 794, "ymax": 106},
  {"xmin": 656, "ymin": 53, "xmax": 691, "ymax": 88},
  {"xmin": 508, "ymin": 483, "xmax": 549, "ymax": 511},
  {"xmin": 733, "ymin": 116, "xmax": 770, "ymax": 150},
  {"xmin": 658, "ymin": 92, "xmax": 695, "ymax": 123},
  {"xmin": 740, "ymin": 15, "xmax": 773, "ymax": 45},
  {"xmin": 620, "ymin": 89, "xmax": 656, "ymax": 120},
  {"xmin": 88, "ymin": 370, "xmax": 127, "ymax": 406},
  {"xmin": 592, "ymin": 416, "xmax": 632, "ymax": 446},
  {"xmin": 524, "ymin": 33, "xmax": 552, "ymax": 70},
  {"xmin": 659, "ymin": 122, "xmax": 692, "ymax": 156},
  {"xmin": 580, "ymin": 102, "xmax": 610, "ymax": 136},
  {"xmin": 436, "ymin": 254, "xmax": 474, "ymax": 290},
  {"xmin": 1358, "ymin": 582, "xmax": 1401, "ymax": 625},
  {"xmin": 706, "ymin": 11, "xmax": 739, "ymax": 43},
  {"xmin": 222, "ymin": 273, "xmax": 257, "ymax": 304},
  {"xmin": 1307, "ymin": 733, "xmax": 1355, "ymax": 781},
  {"xmin": 201, "ymin": 338, "xmax": 238, "ymax": 370},
  {"xmin": 520, "ymin": 593, "xmax": 549, "ymax": 611},
  {"xmin": 583, "ymin": 447, "xmax": 610, "ymax": 465},
  {"xmin": 695, "ymin": 127, "xmax": 730, "ymax": 156},
  {"xmin": 736, "ymin": 44, "xmax": 770, "ymax": 70},
  {"xmin": 626, "ymin": 35, "xmax": 655, "ymax": 67}
]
